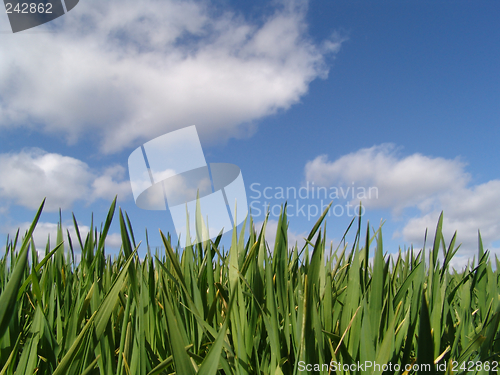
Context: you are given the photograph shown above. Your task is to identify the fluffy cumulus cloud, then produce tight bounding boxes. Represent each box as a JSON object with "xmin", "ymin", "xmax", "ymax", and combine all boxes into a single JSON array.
[
  {"xmin": 304, "ymin": 144, "xmax": 500, "ymax": 260},
  {"xmin": 399, "ymin": 181, "xmax": 500, "ymax": 262},
  {"xmin": 0, "ymin": 0, "xmax": 341, "ymax": 153},
  {"xmin": 305, "ymin": 144, "xmax": 468, "ymax": 213},
  {"xmin": 0, "ymin": 149, "xmax": 131, "ymax": 211}
]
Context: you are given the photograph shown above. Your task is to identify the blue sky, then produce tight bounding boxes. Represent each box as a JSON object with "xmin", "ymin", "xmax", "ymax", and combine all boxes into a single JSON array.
[{"xmin": 1, "ymin": 0, "xmax": 499, "ymax": 268}]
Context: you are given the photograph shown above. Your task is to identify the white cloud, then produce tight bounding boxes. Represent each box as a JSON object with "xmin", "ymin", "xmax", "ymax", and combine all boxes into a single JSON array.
[
  {"xmin": 255, "ymin": 219, "xmax": 308, "ymax": 251},
  {"xmin": 104, "ymin": 232, "xmax": 123, "ymax": 249},
  {"xmin": 1, "ymin": 220, "xmax": 122, "ymax": 258},
  {"xmin": 305, "ymin": 144, "xmax": 500, "ymax": 260},
  {"xmin": 0, "ymin": 0, "xmax": 341, "ymax": 153},
  {"xmin": 399, "ymin": 181, "xmax": 500, "ymax": 259},
  {"xmin": 92, "ymin": 165, "xmax": 132, "ymax": 202},
  {"xmin": 305, "ymin": 144, "xmax": 468, "ymax": 213},
  {"xmin": 0, "ymin": 149, "xmax": 131, "ymax": 211},
  {"xmin": 254, "ymin": 219, "xmax": 335, "ymax": 255}
]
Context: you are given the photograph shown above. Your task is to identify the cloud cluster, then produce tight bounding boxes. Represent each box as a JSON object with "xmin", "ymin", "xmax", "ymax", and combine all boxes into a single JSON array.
[
  {"xmin": 0, "ymin": 0, "xmax": 341, "ymax": 153},
  {"xmin": 305, "ymin": 144, "xmax": 500, "ymax": 258},
  {"xmin": 0, "ymin": 149, "xmax": 131, "ymax": 211},
  {"xmin": 253, "ymin": 218, "xmax": 336, "ymax": 255},
  {"xmin": 1, "ymin": 220, "xmax": 122, "ymax": 259},
  {"xmin": 305, "ymin": 144, "xmax": 468, "ymax": 213},
  {"xmin": 255, "ymin": 219, "xmax": 308, "ymax": 251}
]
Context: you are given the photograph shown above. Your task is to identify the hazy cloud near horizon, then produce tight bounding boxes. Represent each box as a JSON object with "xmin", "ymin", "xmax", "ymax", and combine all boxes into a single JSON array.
[
  {"xmin": 0, "ymin": 0, "xmax": 341, "ymax": 153},
  {"xmin": 305, "ymin": 144, "xmax": 500, "ymax": 258},
  {"xmin": 0, "ymin": 220, "xmax": 123, "ymax": 260},
  {"xmin": 3, "ymin": 142, "xmax": 499, "ymax": 264},
  {"xmin": 0, "ymin": 149, "xmax": 131, "ymax": 211}
]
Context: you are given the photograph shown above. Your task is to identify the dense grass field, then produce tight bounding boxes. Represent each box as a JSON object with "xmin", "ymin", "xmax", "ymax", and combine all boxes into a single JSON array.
[{"xmin": 0, "ymin": 198, "xmax": 499, "ymax": 374}]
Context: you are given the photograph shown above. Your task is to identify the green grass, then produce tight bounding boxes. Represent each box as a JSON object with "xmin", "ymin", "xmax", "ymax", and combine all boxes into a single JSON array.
[{"xmin": 0, "ymin": 198, "xmax": 499, "ymax": 374}]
